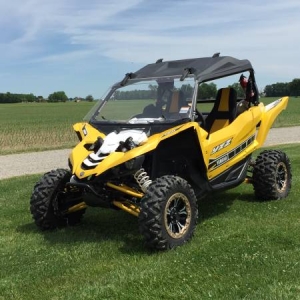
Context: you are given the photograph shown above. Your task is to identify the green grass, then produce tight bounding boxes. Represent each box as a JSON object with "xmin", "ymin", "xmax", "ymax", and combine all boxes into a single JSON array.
[
  {"xmin": 0, "ymin": 102, "xmax": 94, "ymax": 155},
  {"xmin": 263, "ymin": 97, "xmax": 300, "ymax": 128},
  {"xmin": 0, "ymin": 97, "xmax": 299, "ymax": 155},
  {"xmin": 99, "ymin": 99, "xmax": 154, "ymax": 120},
  {"xmin": 1, "ymin": 144, "xmax": 300, "ymax": 299}
]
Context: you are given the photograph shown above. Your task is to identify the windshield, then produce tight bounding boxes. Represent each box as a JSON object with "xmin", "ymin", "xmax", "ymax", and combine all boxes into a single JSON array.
[{"xmin": 84, "ymin": 77, "xmax": 196, "ymax": 124}]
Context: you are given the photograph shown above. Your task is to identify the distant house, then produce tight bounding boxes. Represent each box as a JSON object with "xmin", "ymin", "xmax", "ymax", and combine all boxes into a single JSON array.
[
  {"xmin": 74, "ymin": 97, "xmax": 83, "ymax": 103},
  {"xmin": 37, "ymin": 96, "xmax": 46, "ymax": 102}
]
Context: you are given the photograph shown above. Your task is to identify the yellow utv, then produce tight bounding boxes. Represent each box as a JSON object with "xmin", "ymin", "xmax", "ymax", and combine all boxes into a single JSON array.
[{"xmin": 30, "ymin": 54, "xmax": 292, "ymax": 250}]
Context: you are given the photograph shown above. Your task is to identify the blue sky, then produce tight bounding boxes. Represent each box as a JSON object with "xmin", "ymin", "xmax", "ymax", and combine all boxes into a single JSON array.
[{"xmin": 1, "ymin": 0, "xmax": 299, "ymax": 98}]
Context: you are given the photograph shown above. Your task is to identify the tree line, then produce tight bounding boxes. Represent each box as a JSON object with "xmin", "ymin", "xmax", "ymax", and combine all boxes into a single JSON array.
[
  {"xmin": 0, "ymin": 91, "xmax": 95, "ymax": 103},
  {"xmin": 0, "ymin": 92, "xmax": 36, "ymax": 103},
  {"xmin": 264, "ymin": 79, "xmax": 300, "ymax": 97},
  {"xmin": 114, "ymin": 78, "xmax": 300, "ymax": 101},
  {"xmin": 201, "ymin": 79, "xmax": 300, "ymax": 98},
  {"xmin": 1, "ymin": 78, "xmax": 299, "ymax": 103},
  {"xmin": 113, "ymin": 83, "xmax": 237, "ymax": 100}
]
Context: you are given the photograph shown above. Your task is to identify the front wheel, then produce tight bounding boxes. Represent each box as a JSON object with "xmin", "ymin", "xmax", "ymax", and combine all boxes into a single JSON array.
[
  {"xmin": 252, "ymin": 150, "xmax": 292, "ymax": 200},
  {"xmin": 30, "ymin": 169, "xmax": 85, "ymax": 230},
  {"xmin": 138, "ymin": 175, "xmax": 198, "ymax": 250}
]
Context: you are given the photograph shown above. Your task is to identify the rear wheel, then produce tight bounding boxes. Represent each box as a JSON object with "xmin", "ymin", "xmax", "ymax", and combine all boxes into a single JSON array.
[
  {"xmin": 30, "ymin": 169, "xmax": 85, "ymax": 230},
  {"xmin": 252, "ymin": 150, "xmax": 292, "ymax": 200},
  {"xmin": 138, "ymin": 175, "xmax": 198, "ymax": 250}
]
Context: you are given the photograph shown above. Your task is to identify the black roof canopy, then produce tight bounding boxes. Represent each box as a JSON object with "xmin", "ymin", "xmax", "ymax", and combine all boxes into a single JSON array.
[{"xmin": 128, "ymin": 55, "xmax": 253, "ymax": 83}]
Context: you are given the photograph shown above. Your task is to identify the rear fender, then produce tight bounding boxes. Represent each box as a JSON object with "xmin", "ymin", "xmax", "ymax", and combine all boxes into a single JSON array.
[{"xmin": 256, "ymin": 97, "xmax": 289, "ymax": 147}]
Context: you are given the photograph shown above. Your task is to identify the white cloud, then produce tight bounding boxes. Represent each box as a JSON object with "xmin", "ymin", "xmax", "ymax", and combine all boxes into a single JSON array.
[{"xmin": 0, "ymin": 0, "xmax": 299, "ymax": 96}]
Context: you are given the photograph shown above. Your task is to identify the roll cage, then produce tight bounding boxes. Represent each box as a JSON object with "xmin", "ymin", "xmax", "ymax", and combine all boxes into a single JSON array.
[{"xmin": 85, "ymin": 55, "xmax": 259, "ymax": 128}]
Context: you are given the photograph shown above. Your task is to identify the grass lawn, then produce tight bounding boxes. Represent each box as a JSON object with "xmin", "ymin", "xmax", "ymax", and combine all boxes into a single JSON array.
[
  {"xmin": 0, "ymin": 97, "xmax": 299, "ymax": 155},
  {"xmin": 1, "ymin": 144, "xmax": 300, "ymax": 299}
]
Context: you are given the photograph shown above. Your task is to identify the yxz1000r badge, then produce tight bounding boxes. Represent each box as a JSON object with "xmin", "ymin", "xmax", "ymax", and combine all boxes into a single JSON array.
[{"xmin": 208, "ymin": 135, "xmax": 255, "ymax": 171}]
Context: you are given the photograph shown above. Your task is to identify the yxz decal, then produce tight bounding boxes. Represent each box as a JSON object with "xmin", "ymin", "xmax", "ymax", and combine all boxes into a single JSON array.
[
  {"xmin": 208, "ymin": 134, "xmax": 255, "ymax": 171},
  {"xmin": 211, "ymin": 138, "xmax": 233, "ymax": 155}
]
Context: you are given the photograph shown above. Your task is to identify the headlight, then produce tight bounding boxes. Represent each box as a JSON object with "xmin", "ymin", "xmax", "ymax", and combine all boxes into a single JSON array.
[{"xmin": 82, "ymin": 125, "xmax": 88, "ymax": 136}]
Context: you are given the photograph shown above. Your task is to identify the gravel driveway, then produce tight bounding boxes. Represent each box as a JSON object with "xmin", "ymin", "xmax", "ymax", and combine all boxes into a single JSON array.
[{"xmin": 0, "ymin": 126, "xmax": 299, "ymax": 180}]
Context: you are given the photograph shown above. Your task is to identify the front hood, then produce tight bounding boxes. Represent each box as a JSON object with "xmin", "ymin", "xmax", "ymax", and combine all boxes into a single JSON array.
[
  {"xmin": 69, "ymin": 121, "xmax": 203, "ymax": 180},
  {"xmin": 69, "ymin": 124, "xmax": 151, "ymax": 179}
]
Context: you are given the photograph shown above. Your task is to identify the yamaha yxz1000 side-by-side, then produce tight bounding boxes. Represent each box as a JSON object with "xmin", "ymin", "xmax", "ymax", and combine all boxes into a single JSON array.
[{"xmin": 30, "ymin": 54, "xmax": 292, "ymax": 250}]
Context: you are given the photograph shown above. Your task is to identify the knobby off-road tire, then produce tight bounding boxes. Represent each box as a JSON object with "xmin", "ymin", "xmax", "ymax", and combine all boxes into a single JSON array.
[
  {"xmin": 138, "ymin": 175, "xmax": 198, "ymax": 250},
  {"xmin": 30, "ymin": 168, "xmax": 85, "ymax": 230},
  {"xmin": 252, "ymin": 150, "xmax": 292, "ymax": 200}
]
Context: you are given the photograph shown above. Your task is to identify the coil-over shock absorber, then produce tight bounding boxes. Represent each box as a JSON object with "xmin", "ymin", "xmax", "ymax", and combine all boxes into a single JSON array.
[{"xmin": 134, "ymin": 168, "xmax": 152, "ymax": 192}]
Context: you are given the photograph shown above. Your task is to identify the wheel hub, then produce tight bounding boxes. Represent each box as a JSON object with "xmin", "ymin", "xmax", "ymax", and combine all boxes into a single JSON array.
[
  {"xmin": 164, "ymin": 192, "xmax": 192, "ymax": 239},
  {"xmin": 276, "ymin": 162, "xmax": 288, "ymax": 192},
  {"xmin": 169, "ymin": 207, "xmax": 179, "ymax": 222}
]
